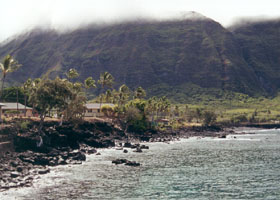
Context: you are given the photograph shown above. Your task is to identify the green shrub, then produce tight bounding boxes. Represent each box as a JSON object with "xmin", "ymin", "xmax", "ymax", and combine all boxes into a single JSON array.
[
  {"xmin": 202, "ymin": 111, "xmax": 217, "ymax": 126},
  {"xmin": 232, "ymin": 115, "xmax": 248, "ymax": 124},
  {"xmin": 15, "ymin": 120, "xmax": 30, "ymax": 131},
  {"xmin": 101, "ymin": 105, "xmax": 115, "ymax": 117},
  {"xmin": 125, "ymin": 106, "xmax": 149, "ymax": 133},
  {"xmin": 20, "ymin": 121, "xmax": 30, "ymax": 130}
]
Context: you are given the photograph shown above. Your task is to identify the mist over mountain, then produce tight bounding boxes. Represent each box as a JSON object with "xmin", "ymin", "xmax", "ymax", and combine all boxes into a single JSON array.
[{"xmin": 0, "ymin": 16, "xmax": 279, "ymax": 102}]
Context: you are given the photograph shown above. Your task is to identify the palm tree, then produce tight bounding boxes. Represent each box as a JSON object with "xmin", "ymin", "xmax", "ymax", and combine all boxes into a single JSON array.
[
  {"xmin": 22, "ymin": 78, "xmax": 33, "ymax": 116},
  {"xmin": 98, "ymin": 72, "xmax": 114, "ymax": 109},
  {"xmin": 66, "ymin": 68, "xmax": 79, "ymax": 80},
  {"xmin": 134, "ymin": 86, "xmax": 146, "ymax": 99},
  {"xmin": 84, "ymin": 77, "xmax": 96, "ymax": 89},
  {"xmin": 25, "ymin": 78, "xmax": 41, "ymax": 116},
  {"xmin": 98, "ymin": 72, "xmax": 114, "ymax": 89},
  {"xmin": 111, "ymin": 89, "xmax": 120, "ymax": 104},
  {"xmin": 105, "ymin": 89, "xmax": 113, "ymax": 103},
  {"xmin": 158, "ymin": 96, "xmax": 170, "ymax": 119},
  {"xmin": 146, "ymin": 96, "xmax": 158, "ymax": 123},
  {"xmin": 118, "ymin": 84, "xmax": 130, "ymax": 106},
  {"xmin": 0, "ymin": 55, "xmax": 21, "ymax": 101}
]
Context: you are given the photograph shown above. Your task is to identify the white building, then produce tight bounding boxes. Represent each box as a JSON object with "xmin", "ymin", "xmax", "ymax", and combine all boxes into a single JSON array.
[
  {"xmin": 1, "ymin": 102, "xmax": 33, "ymax": 117},
  {"xmin": 84, "ymin": 103, "xmax": 115, "ymax": 117}
]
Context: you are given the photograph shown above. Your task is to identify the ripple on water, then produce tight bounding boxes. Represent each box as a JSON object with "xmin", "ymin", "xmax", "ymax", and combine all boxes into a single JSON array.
[{"xmin": 1, "ymin": 130, "xmax": 280, "ymax": 199}]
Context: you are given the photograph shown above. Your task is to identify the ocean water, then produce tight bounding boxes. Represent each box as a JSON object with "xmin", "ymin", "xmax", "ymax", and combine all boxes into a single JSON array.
[{"xmin": 1, "ymin": 129, "xmax": 280, "ymax": 200}]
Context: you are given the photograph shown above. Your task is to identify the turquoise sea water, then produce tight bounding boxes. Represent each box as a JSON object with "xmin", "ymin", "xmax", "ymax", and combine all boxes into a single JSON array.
[{"xmin": 1, "ymin": 129, "xmax": 280, "ymax": 199}]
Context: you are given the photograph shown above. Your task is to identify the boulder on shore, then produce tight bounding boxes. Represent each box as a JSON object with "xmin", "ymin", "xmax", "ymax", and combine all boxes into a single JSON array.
[
  {"xmin": 133, "ymin": 147, "xmax": 143, "ymax": 153},
  {"xmin": 112, "ymin": 159, "xmax": 140, "ymax": 167}
]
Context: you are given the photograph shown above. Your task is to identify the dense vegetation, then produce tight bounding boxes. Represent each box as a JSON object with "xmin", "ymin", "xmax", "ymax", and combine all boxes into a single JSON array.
[
  {"xmin": 0, "ymin": 54, "xmax": 219, "ymax": 133},
  {"xmin": 1, "ymin": 17, "xmax": 280, "ymax": 129},
  {"xmin": 1, "ymin": 55, "xmax": 280, "ymax": 132}
]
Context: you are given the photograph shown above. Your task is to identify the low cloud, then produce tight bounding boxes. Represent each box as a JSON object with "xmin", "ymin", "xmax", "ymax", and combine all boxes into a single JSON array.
[
  {"xmin": 0, "ymin": 0, "xmax": 280, "ymax": 43},
  {"xmin": 229, "ymin": 16, "xmax": 280, "ymax": 30}
]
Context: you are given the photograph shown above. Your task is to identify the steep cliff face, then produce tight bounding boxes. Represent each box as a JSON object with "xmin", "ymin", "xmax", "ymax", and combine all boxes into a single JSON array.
[
  {"xmin": 231, "ymin": 20, "xmax": 280, "ymax": 94},
  {"xmin": 0, "ymin": 17, "xmax": 279, "ymax": 101}
]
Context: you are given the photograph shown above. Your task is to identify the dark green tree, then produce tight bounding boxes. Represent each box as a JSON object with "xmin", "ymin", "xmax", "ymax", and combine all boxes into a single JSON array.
[
  {"xmin": 29, "ymin": 77, "xmax": 74, "ymax": 131},
  {"xmin": 2, "ymin": 87, "xmax": 25, "ymax": 104},
  {"xmin": 202, "ymin": 110, "xmax": 217, "ymax": 126},
  {"xmin": 0, "ymin": 55, "xmax": 21, "ymax": 100}
]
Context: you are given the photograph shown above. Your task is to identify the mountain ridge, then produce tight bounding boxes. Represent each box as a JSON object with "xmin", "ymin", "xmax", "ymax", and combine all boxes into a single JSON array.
[{"xmin": 0, "ymin": 17, "xmax": 279, "ymax": 102}]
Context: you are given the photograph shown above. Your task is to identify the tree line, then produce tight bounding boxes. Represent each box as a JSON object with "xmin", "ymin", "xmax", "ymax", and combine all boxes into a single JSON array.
[{"xmin": 0, "ymin": 55, "xmax": 217, "ymax": 132}]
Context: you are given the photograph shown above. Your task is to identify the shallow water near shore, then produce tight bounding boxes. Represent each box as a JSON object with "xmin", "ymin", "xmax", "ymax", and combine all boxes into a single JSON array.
[{"xmin": 1, "ymin": 129, "xmax": 280, "ymax": 199}]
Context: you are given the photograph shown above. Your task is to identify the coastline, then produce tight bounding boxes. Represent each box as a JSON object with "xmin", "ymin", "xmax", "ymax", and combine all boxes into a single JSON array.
[{"xmin": 0, "ymin": 120, "xmax": 259, "ymax": 192}]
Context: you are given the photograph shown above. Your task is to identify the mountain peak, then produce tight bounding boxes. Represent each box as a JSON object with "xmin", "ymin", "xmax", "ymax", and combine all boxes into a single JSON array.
[
  {"xmin": 0, "ymin": 17, "xmax": 279, "ymax": 101},
  {"xmin": 180, "ymin": 11, "xmax": 208, "ymax": 20}
]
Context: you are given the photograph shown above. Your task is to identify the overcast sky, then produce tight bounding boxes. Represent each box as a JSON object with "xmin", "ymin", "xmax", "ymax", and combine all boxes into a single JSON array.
[{"xmin": 0, "ymin": 0, "xmax": 279, "ymax": 42}]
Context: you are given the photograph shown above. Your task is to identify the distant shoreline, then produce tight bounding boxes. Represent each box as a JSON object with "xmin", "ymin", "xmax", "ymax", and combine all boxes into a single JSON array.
[{"xmin": 0, "ymin": 120, "xmax": 277, "ymax": 192}]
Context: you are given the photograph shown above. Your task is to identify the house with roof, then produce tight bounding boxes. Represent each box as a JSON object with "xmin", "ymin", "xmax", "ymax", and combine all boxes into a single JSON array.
[
  {"xmin": 1, "ymin": 102, "xmax": 33, "ymax": 117},
  {"xmin": 84, "ymin": 103, "xmax": 115, "ymax": 117}
]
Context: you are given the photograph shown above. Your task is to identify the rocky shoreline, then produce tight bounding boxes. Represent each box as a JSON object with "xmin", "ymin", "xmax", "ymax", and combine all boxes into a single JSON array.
[{"xmin": 0, "ymin": 121, "xmax": 239, "ymax": 192}]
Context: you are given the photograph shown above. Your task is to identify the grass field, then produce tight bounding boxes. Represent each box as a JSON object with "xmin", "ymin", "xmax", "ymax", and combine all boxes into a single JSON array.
[{"xmin": 177, "ymin": 93, "xmax": 280, "ymax": 124}]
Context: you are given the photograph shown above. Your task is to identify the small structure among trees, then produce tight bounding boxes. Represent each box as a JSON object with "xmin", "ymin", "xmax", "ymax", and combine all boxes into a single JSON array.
[
  {"xmin": 85, "ymin": 103, "xmax": 115, "ymax": 117},
  {"xmin": 1, "ymin": 102, "xmax": 33, "ymax": 117}
]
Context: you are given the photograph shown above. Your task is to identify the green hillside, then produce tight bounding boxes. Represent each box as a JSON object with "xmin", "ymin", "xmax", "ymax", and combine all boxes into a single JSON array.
[
  {"xmin": 231, "ymin": 20, "xmax": 280, "ymax": 95},
  {"xmin": 0, "ymin": 17, "xmax": 279, "ymax": 103}
]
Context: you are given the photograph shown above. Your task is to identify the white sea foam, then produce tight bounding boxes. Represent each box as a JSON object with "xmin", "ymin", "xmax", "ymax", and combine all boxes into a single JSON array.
[{"xmin": 1, "ymin": 130, "xmax": 280, "ymax": 199}]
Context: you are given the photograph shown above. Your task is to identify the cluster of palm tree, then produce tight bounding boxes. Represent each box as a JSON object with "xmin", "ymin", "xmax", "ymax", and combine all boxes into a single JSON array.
[
  {"xmin": 0, "ymin": 54, "xmax": 219, "ymax": 132},
  {"xmin": 97, "ymin": 72, "xmax": 114, "ymax": 107},
  {"xmin": 90, "ymin": 73, "xmax": 172, "ymax": 131},
  {"xmin": 22, "ymin": 67, "xmax": 174, "ymax": 130},
  {"xmin": 22, "ymin": 69, "xmax": 99, "ymax": 122},
  {"xmin": 0, "ymin": 55, "xmax": 176, "ymax": 129},
  {"xmin": 102, "ymin": 88, "xmax": 173, "ymax": 131},
  {"xmin": 98, "ymin": 85, "xmax": 146, "ymax": 105},
  {"xmin": 146, "ymin": 96, "xmax": 171, "ymax": 123}
]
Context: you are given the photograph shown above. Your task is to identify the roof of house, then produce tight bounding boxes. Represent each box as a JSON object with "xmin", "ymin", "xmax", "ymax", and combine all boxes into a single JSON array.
[
  {"xmin": 85, "ymin": 103, "xmax": 115, "ymax": 109},
  {"xmin": 0, "ymin": 102, "xmax": 32, "ymax": 110}
]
